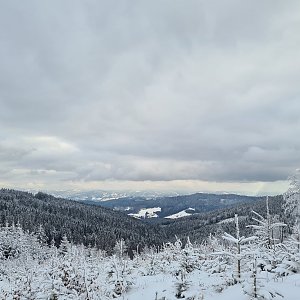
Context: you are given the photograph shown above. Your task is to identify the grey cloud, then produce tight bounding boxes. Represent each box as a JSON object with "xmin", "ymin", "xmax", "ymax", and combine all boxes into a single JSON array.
[
  {"xmin": 0, "ymin": 145, "xmax": 31, "ymax": 161},
  {"xmin": 0, "ymin": 0, "xmax": 300, "ymax": 189}
]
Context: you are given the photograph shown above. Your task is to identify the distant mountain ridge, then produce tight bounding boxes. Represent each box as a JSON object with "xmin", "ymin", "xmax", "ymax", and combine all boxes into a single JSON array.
[
  {"xmin": 50, "ymin": 190, "xmax": 181, "ymax": 201},
  {"xmin": 73, "ymin": 192, "xmax": 264, "ymax": 220}
]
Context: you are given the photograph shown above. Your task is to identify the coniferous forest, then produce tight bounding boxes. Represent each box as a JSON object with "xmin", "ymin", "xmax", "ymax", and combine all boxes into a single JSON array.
[{"xmin": 1, "ymin": 177, "xmax": 300, "ymax": 299}]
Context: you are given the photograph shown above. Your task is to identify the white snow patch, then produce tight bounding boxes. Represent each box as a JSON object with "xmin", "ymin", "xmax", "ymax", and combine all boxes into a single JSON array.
[
  {"xmin": 218, "ymin": 216, "xmax": 246, "ymax": 224},
  {"xmin": 128, "ymin": 207, "xmax": 161, "ymax": 219},
  {"xmin": 218, "ymin": 217, "xmax": 235, "ymax": 224},
  {"xmin": 165, "ymin": 209, "xmax": 192, "ymax": 219},
  {"xmin": 125, "ymin": 271, "xmax": 300, "ymax": 300}
]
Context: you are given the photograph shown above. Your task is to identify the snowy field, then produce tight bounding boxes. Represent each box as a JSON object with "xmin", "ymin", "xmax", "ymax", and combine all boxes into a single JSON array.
[
  {"xmin": 126, "ymin": 272, "xmax": 300, "ymax": 300},
  {"xmin": 165, "ymin": 209, "xmax": 193, "ymax": 219},
  {"xmin": 128, "ymin": 207, "xmax": 161, "ymax": 219}
]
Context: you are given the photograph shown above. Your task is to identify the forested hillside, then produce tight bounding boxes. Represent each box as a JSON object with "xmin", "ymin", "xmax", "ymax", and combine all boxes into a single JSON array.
[
  {"xmin": 0, "ymin": 189, "xmax": 165, "ymax": 254},
  {"xmin": 159, "ymin": 195, "xmax": 285, "ymax": 243},
  {"xmin": 0, "ymin": 189, "xmax": 285, "ymax": 254}
]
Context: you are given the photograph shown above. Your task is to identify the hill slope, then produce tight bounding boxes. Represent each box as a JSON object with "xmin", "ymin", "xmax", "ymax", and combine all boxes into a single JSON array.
[
  {"xmin": 0, "ymin": 189, "xmax": 165, "ymax": 254},
  {"xmin": 0, "ymin": 189, "xmax": 286, "ymax": 254},
  {"xmin": 158, "ymin": 195, "xmax": 285, "ymax": 243}
]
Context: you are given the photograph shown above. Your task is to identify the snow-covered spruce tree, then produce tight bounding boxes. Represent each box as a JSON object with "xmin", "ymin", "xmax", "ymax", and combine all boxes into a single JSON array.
[
  {"xmin": 273, "ymin": 219, "xmax": 300, "ymax": 276},
  {"xmin": 199, "ymin": 233, "xmax": 229, "ymax": 278},
  {"xmin": 58, "ymin": 234, "xmax": 71, "ymax": 256},
  {"xmin": 81, "ymin": 244, "xmax": 107, "ymax": 298},
  {"xmin": 248, "ymin": 196, "xmax": 286, "ymax": 250},
  {"xmin": 175, "ymin": 268, "xmax": 189, "ymax": 299},
  {"xmin": 47, "ymin": 242, "xmax": 106, "ymax": 299},
  {"xmin": 173, "ymin": 237, "xmax": 195, "ymax": 299},
  {"xmin": 113, "ymin": 238, "xmax": 128, "ymax": 260},
  {"xmin": 139, "ymin": 245, "xmax": 160, "ymax": 276},
  {"xmin": 52, "ymin": 235, "xmax": 91, "ymax": 297},
  {"xmin": 246, "ymin": 196, "xmax": 286, "ymax": 276},
  {"xmin": 240, "ymin": 197, "xmax": 288, "ymax": 298},
  {"xmin": 157, "ymin": 242, "xmax": 177, "ymax": 273},
  {"xmin": 0, "ymin": 222, "xmax": 46, "ymax": 261},
  {"xmin": 283, "ymin": 169, "xmax": 300, "ymax": 232},
  {"xmin": 206, "ymin": 233, "xmax": 224, "ymax": 254},
  {"xmin": 0, "ymin": 223, "xmax": 55, "ymax": 299},
  {"xmin": 292, "ymin": 221, "xmax": 300, "ymax": 253},
  {"xmin": 222, "ymin": 214, "xmax": 257, "ymax": 283},
  {"xmin": 36, "ymin": 224, "xmax": 48, "ymax": 245},
  {"xmin": 0, "ymin": 222, "xmax": 19, "ymax": 259},
  {"xmin": 289, "ymin": 221, "xmax": 300, "ymax": 261},
  {"xmin": 243, "ymin": 254, "xmax": 283, "ymax": 299},
  {"xmin": 180, "ymin": 237, "xmax": 198, "ymax": 273},
  {"xmin": 108, "ymin": 239, "xmax": 133, "ymax": 298},
  {"xmin": 157, "ymin": 237, "xmax": 185, "ymax": 275},
  {"xmin": 274, "ymin": 240, "xmax": 300, "ymax": 276},
  {"xmin": 268, "ymin": 172, "xmax": 300, "ymax": 277}
]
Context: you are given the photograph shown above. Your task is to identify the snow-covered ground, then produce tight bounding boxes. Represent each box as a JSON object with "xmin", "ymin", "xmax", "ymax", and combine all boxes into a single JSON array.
[
  {"xmin": 125, "ymin": 271, "xmax": 300, "ymax": 299},
  {"xmin": 218, "ymin": 217, "xmax": 235, "ymax": 224},
  {"xmin": 165, "ymin": 208, "xmax": 195, "ymax": 219},
  {"xmin": 165, "ymin": 209, "xmax": 192, "ymax": 219},
  {"xmin": 218, "ymin": 216, "xmax": 247, "ymax": 224},
  {"xmin": 1, "ymin": 223, "xmax": 300, "ymax": 299},
  {"xmin": 128, "ymin": 207, "xmax": 161, "ymax": 219}
]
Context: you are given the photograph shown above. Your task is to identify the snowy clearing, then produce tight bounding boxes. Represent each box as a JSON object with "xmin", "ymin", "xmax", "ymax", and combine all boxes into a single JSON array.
[
  {"xmin": 128, "ymin": 207, "xmax": 161, "ymax": 219},
  {"xmin": 165, "ymin": 209, "xmax": 192, "ymax": 219}
]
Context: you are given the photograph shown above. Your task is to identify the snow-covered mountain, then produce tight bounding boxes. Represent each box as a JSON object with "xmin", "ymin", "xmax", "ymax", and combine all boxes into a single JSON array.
[
  {"xmin": 50, "ymin": 190, "xmax": 182, "ymax": 201},
  {"xmin": 76, "ymin": 192, "xmax": 264, "ymax": 220}
]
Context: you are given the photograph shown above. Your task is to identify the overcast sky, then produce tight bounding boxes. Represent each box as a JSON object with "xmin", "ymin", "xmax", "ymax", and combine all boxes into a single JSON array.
[{"xmin": 0, "ymin": 0, "xmax": 300, "ymax": 195}]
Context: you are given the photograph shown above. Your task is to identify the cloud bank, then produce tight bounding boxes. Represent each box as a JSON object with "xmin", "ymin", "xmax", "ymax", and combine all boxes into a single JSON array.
[{"xmin": 0, "ymin": 0, "xmax": 299, "ymax": 193}]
